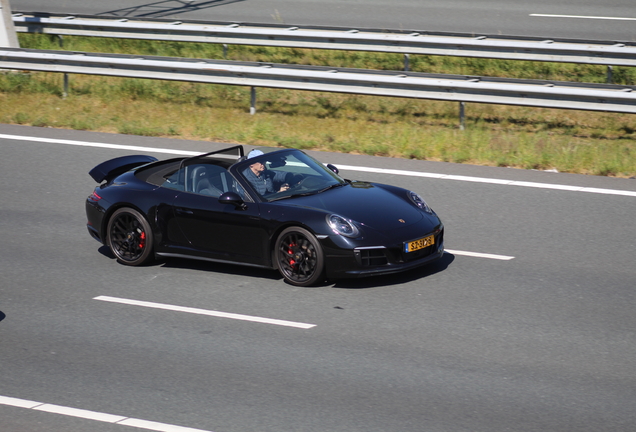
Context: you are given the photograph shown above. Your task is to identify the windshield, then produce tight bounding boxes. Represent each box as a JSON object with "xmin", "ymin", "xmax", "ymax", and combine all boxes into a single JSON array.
[{"xmin": 236, "ymin": 149, "xmax": 345, "ymax": 202}]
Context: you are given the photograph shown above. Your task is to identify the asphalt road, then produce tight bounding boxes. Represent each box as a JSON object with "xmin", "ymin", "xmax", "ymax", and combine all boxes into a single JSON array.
[
  {"xmin": 9, "ymin": 0, "xmax": 636, "ymax": 41},
  {"xmin": 1, "ymin": 124, "xmax": 635, "ymax": 431}
]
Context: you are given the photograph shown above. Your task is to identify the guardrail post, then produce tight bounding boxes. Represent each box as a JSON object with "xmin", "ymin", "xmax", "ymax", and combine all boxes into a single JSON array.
[
  {"xmin": 0, "ymin": 0, "xmax": 19, "ymax": 47},
  {"xmin": 459, "ymin": 102, "xmax": 466, "ymax": 130},
  {"xmin": 607, "ymin": 65, "xmax": 613, "ymax": 84},
  {"xmin": 57, "ymin": 35, "xmax": 69, "ymax": 98},
  {"xmin": 63, "ymin": 73, "xmax": 69, "ymax": 99},
  {"xmin": 404, "ymin": 54, "xmax": 410, "ymax": 71},
  {"xmin": 250, "ymin": 86, "xmax": 256, "ymax": 115},
  {"xmin": 223, "ymin": 43, "xmax": 228, "ymax": 59}
]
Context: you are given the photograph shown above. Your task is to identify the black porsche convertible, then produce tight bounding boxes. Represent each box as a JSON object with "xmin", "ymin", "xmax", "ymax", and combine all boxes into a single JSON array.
[{"xmin": 85, "ymin": 145, "xmax": 444, "ymax": 286}]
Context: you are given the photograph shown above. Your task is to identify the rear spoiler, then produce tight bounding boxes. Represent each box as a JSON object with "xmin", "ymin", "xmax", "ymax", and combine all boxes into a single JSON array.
[{"xmin": 89, "ymin": 155, "xmax": 158, "ymax": 183}]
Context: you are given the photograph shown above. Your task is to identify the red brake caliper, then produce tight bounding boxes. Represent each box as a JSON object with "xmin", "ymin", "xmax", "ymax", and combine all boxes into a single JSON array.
[
  {"xmin": 288, "ymin": 242, "xmax": 296, "ymax": 266},
  {"xmin": 139, "ymin": 231, "xmax": 146, "ymax": 249}
]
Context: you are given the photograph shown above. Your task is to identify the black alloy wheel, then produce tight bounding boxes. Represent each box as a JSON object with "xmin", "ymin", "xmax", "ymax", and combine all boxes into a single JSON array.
[
  {"xmin": 107, "ymin": 208, "xmax": 154, "ymax": 266},
  {"xmin": 275, "ymin": 227, "xmax": 325, "ymax": 287}
]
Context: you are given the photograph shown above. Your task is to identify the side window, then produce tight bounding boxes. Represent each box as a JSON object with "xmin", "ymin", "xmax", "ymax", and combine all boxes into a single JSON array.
[
  {"xmin": 231, "ymin": 174, "xmax": 250, "ymax": 201},
  {"xmin": 189, "ymin": 165, "xmax": 223, "ymax": 197},
  {"xmin": 159, "ymin": 160, "xmax": 250, "ymax": 201},
  {"xmin": 161, "ymin": 169, "xmax": 184, "ymax": 191},
  {"xmin": 189, "ymin": 163, "xmax": 249, "ymax": 199}
]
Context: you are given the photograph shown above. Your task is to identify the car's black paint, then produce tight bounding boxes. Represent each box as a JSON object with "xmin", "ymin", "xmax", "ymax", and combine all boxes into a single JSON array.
[
  {"xmin": 89, "ymin": 154, "xmax": 158, "ymax": 183},
  {"xmin": 86, "ymin": 146, "xmax": 444, "ymax": 286}
]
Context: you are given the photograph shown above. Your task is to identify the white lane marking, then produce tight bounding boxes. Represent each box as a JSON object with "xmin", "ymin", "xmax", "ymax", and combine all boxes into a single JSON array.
[
  {"xmin": 530, "ymin": 13, "xmax": 636, "ymax": 21},
  {"xmin": 0, "ymin": 133, "xmax": 200, "ymax": 156},
  {"xmin": 0, "ymin": 395, "xmax": 213, "ymax": 432},
  {"xmin": 0, "ymin": 395, "xmax": 42, "ymax": 409},
  {"xmin": 336, "ymin": 164, "xmax": 636, "ymax": 197},
  {"xmin": 34, "ymin": 404, "xmax": 126, "ymax": 423},
  {"xmin": 2, "ymin": 133, "xmax": 635, "ymax": 197},
  {"xmin": 94, "ymin": 296, "xmax": 316, "ymax": 329},
  {"xmin": 445, "ymin": 249, "xmax": 515, "ymax": 260}
]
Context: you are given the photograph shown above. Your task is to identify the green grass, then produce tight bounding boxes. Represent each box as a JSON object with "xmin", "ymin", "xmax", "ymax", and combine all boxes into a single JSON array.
[{"xmin": 1, "ymin": 33, "xmax": 635, "ymax": 177}]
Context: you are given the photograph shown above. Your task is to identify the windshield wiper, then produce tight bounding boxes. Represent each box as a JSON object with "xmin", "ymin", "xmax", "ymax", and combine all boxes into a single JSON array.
[
  {"xmin": 317, "ymin": 183, "xmax": 345, "ymax": 193},
  {"xmin": 268, "ymin": 183, "xmax": 345, "ymax": 202},
  {"xmin": 268, "ymin": 191, "xmax": 315, "ymax": 202}
]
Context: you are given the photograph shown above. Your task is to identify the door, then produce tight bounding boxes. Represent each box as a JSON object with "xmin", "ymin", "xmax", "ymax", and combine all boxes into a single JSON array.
[{"xmin": 171, "ymin": 164, "xmax": 269, "ymax": 266}]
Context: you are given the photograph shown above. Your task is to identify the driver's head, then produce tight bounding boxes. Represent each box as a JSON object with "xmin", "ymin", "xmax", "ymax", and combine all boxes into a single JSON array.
[
  {"xmin": 249, "ymin": 160, "xmax": 265, "ymax": 176},
  {"xmin": 247, "ymin": 149, "xmax": 266, "ymax": 176}
]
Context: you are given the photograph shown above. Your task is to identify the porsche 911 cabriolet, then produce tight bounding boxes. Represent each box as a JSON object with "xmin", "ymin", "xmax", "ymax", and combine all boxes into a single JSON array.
[{"xmin": 86, "ymin": 145, "xmax": 444, "ymax": 286}]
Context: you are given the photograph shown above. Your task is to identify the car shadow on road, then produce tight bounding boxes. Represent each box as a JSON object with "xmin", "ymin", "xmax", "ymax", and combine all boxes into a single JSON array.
[
  {"xmin": 160, "ymin": 256, "xmax": 284, "ymax": 282},
  {"xmin": 97, "ymin": 246, "xmax": 454, "ymax": 287},
  {"xmin": 98, "ymin": 245, "xmax": 283, "ymax": 280},
  {"xmin": 98, "ymin": 246, "xmax": 115, "ymax": 259},
  {"xmin": 0, "ymin": 311, "xmax": 5, "ymax": 322},
  {"xmin": 329, "ymin": 252, "xmax": 455, "ymax": 289}
]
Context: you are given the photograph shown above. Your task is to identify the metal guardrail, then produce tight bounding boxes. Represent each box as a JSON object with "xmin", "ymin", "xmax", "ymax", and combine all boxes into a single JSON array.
[
  {"xmin": 12, "ymin": 12, "xmax": 636, "ymax": 68},
  {"xmin": 1, "ymin": 48, "xmax": 635, "ymax": 114}
]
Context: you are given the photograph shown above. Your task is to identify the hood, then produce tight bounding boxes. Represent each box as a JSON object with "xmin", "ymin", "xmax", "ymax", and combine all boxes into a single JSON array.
[{"xmin": 288, "ymin": 182, "xmax": 424, "ymax": 230}]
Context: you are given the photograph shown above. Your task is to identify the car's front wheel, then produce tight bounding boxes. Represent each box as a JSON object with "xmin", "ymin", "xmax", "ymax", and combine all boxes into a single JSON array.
[
  {"xmin": 106, "ymin": 207, "xmax": 154, "ymax": 266},
  {"xmin": 275, "ymin": 227, "xmax": 325, "ymax": 287}
]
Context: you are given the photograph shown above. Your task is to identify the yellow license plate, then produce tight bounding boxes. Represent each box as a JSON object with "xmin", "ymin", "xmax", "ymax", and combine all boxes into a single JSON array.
[{"xmin": 405, "ymin": 234, "xmax": 435, "ymax": 253}]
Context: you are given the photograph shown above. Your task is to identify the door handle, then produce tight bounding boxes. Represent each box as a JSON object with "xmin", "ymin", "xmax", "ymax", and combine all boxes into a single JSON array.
[{"xmin": 175, "ymin": 208, "xmax": 194, "ymax": 215}]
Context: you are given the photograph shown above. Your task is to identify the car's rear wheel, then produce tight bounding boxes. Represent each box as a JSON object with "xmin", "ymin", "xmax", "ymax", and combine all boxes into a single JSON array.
[
  {"xmin": 107, "ymin": 207, "xmax": 154, "ymax": 266},
  {"xmin": 275, "ymin": 227, "xmax": 325, "ymax": 287}
]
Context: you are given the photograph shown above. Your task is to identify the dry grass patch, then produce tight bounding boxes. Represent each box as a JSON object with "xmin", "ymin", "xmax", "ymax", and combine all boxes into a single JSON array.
[{"xmin": 2, "ymin": 34, "xmax": 636, "ymax": 177}]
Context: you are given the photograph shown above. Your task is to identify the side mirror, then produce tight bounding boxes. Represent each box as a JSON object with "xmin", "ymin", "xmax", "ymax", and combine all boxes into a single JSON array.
[
  {"xmin": 326, "ymin": 163, "xmax": 339, "ymax": 175},
  {"xmin": 219, "ymin": 191, "xmax": 247, "ymax": 210}
]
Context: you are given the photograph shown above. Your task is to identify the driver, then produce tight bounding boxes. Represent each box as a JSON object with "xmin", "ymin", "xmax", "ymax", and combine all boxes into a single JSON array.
[{"xmin": 243, "ymin": 149, "xmax": 291, "ymax": 195}]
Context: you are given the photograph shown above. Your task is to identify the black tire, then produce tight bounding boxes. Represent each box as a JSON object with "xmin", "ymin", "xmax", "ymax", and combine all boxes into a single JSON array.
[
  {"xmin": 275, "ymin": 227, "xmax": 325, "ymax": 287},
  {"xmin": 106, "ymin": 207, "xmax": 154, "ymax": 266}
]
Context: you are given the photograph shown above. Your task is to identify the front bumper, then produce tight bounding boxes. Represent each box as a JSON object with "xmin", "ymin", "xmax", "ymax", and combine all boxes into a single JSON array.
[{"xmin": 323, "ymin": 225, "xmax": 445, "ymax": 279}]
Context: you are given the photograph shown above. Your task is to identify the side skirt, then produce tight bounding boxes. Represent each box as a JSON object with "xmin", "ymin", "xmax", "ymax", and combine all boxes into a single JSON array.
[{"xmin": 155, "ymin": 252, "xmax": 275, "ymax": 270}]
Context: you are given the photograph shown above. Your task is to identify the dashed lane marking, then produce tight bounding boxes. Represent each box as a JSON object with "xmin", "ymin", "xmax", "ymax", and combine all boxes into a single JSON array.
[
  {"xmin": 530, "ymin": 14, "xmax": 636, "ymax": 21},
  {"xmin": 445, "ymin": 249, "xmax": 515, "ymax": 260},
  {"xmin": 0, "ymin": 395, "xmax": 213, "ymax": 432},
  {"xmin": 94, "ymin": 296, "xmax": 317, "ymax": 329}
]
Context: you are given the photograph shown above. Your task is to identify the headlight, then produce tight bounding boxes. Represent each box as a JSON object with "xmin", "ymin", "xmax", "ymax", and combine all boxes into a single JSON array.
[
  {"xmin": 327, "ymin": 214, "xmax": 360, "ymax": 238},
  {"xmin": 408, "ymin": 191, "xmax": 433, "ymax": 214}
]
